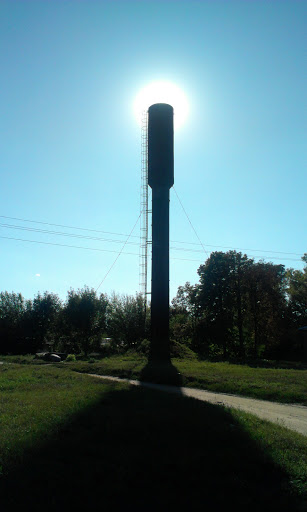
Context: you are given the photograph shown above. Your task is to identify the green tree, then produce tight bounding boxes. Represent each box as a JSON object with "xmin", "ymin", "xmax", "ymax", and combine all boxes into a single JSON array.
[
  {"xmin": 226, "ymin": 251, "xmax": 253, "ymax": 357},
  {"xmin": 286, "ymin": 253, "xmax": 307, "ymax": 326},
  {"xmin": 31, "ymin": 292, "xmax": 62, "ymax": 351},
  {"xmin": 61, "ymin": 287, "xmax": 107, "ymax": 355},
  {"xmin": 0, "ymin": 292, "xmax": 29, "ymax": 354},
  {"xmin": 197, "ymin": 252, "xmax": 239, "ymax": 357},
  {"xmin": 170, "ymin": 282, "xmax": 199, "ymax": 348},
  {"xmin": 106, "ymin": 292, "xmax": 147, "ymax": 349},
  {"xmin": 171, "ymin": 282, "xmax": 199, "ymax": 317},
  {"xmin": 245, "ymin": 261, "xmax": 287, "ymax": 357},
  {"xmin": 194, "ymin": 251, "xmax": 287, "ymax": 359}
]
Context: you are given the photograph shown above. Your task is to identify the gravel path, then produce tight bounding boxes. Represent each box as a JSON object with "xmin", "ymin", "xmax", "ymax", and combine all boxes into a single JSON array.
[{"xmin": 86, "ymin": 373, "xmax": 307, "ymax": 437}]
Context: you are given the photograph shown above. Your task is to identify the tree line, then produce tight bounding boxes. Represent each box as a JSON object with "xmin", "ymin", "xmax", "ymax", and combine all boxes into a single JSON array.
[
  {"xmin": 0, "ymin": 250, "xmax": 306, "ymax": 360},
  {"xmin": 171, "ymin": 251, "xmax": 307, "ymax": 360},
  {"xmin": 0, "ymin": 288, "xmax": 148, "ymax": 356}
]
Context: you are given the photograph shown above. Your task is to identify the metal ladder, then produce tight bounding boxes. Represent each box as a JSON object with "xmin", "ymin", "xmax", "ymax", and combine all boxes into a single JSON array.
[{"xmin": 139, "ymin": 110, "xmax": 150, "ymax": 303}]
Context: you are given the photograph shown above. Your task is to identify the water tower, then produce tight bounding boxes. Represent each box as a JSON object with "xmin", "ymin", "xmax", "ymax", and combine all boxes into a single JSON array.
[{"xmin": 148, "ymin": 103, "xmax": 174, "ymax": 362}]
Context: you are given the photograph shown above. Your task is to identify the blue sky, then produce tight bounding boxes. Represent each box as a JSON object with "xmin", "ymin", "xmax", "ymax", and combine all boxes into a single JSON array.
[{"xmin": 1, "ymin": 0, "xmax": 306, "ymax": 302}]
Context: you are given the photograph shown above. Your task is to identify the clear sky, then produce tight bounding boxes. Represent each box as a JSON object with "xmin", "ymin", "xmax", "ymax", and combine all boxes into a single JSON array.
[{"xmin": 1, "ymin": 0, "xmax": 306, "ymax": 302}]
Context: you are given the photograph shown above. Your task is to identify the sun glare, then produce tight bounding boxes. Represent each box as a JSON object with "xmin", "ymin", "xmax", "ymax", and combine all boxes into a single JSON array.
[{"xmin": 134, "ymin": 80, "xmax": 189, "ymax": 130}]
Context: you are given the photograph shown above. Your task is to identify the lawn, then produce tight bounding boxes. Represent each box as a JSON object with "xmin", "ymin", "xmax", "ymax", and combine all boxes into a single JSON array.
[
  {"xmin": 61, "ymin": 353, "xmax": 307, "ymax": 405},
  {"xmin": 0, "ymin": 362, "xmax": 306, "ymax": 511}
]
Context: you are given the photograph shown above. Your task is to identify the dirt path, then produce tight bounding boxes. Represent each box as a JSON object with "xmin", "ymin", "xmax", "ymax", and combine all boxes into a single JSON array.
[{"xmin": 86, "ymin": 373, "xmax": 307, "ymax": 437}]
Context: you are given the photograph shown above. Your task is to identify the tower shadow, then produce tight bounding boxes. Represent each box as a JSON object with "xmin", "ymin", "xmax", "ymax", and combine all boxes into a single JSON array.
[
  {"xmin": 0, "ymin": 385, "xmax": 301, "ymax": 511},
  {"xmin": 140, "ymin": 358, "xmax": 183, "ymax": 387}
]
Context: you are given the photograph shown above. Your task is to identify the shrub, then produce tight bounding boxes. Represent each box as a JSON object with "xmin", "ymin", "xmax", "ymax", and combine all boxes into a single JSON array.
[
  {"xmin": 137, "ymin": 339, "xmax": 151, "ymax": 356},
  {"xmin": 66, "ymin": 354, "xmax": 77, "ymax": 362},
  {"xmin": 170, "ymin": 340, "xmax": 197, "ymax": 360}
]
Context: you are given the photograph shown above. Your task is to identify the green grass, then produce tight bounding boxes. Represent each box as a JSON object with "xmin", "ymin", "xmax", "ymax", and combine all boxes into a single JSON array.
[
  {"xmin": 0, "ymin": 354, "xmax": 48, "ymax": 365},
  {"xmin": 61, "ymin": 353, "xmax": 307, "ymax": 405},
  {"xmin": 0, "ymin": 363, "xmax": 124, "ymax": 475},
  {"xmin": 0, "ymin": 363, "xmax": 306, "ymax": 510}
]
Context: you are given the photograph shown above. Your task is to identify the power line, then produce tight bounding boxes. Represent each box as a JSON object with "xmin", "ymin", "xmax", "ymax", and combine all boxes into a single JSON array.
[
  {"xmin": 171, "ymin": 240, "xmax": 303, "ymax": 256},
  {"xmin": 95, "ymin": 212, "xmax": 142, "ymax": 292},
  {"xmin": 0, "ymin": 222, "xmax": 140, "ymax": 246},
  {"xmin": 0, "ymin": 215, "xmax": 140, "ymax": 239},
  {"xmin": 0, "ymin": 235, "xmax": 302, "ymax": 263},
  {"xmin": 1, "ymin": 222, "xmax": 303, "ymax": 261},
  {"xmin": 171, "ymin": 190, "xmax": 305, "ymax": 259},
  {"xmin": 172, "ymin": 187, "xmax": 210, "ymax": 258},
  {"xmin": 0, "ymin": 235, "xmax": 138, "ymax": 256},
  {"xmin": 0, "ymin": 214, "xmax": 304, "ymax": 259},
  {"xmin": 0, "ymin": 222, "xmax": 214, "ymax": 254}
]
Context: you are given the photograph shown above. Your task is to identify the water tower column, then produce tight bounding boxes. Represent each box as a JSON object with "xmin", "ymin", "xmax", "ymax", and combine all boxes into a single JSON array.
[{"xmin": 148, "ymin": 103, "xmax": 174, "ymax": 362}]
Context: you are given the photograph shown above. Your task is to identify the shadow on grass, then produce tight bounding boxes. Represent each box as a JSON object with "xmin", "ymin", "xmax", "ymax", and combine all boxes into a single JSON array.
[
  {"xmin": 0, "ymin": 386, "xmax": 301, "ymax": 511},
  {"xmin": 140, "ymin": 359, "xmax": 183, "ymax": 387}
]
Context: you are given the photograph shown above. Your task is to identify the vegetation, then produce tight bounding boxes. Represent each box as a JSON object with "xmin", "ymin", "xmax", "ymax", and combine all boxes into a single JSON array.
[
  {"xmin": 172, "ymin": 251, "xmax": 307, "ymax": 360},
  {"xmin": 0, "ymin": 362, "xmax": 306, "ymax": 510},
  {"xmin": 57, "ymin": 353, "xmax": 307, "ymax": 405},
  {"xmin": 0, "ymin": 287, "xmax": 148, "ymax": 356},
  {"xmin": 1, "ymin": 251, "xmax": 306, "ymax": 362}
]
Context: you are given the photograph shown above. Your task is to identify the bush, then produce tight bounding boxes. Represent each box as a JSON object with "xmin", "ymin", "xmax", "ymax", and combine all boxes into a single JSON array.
[
  {"xmin": 170, "ymin": 340, "xmax": 197, "ymax": 360},
  {"xmin": 136, "ymin": 339, "xmax": 151, "ymax": 356},
  {"xmin": 88, "ymin": 357, "xmax": 99, "ymax": 364},
  {"xmin": 66, "ymin": 354, "xmax": 77, "ymax": 362}
]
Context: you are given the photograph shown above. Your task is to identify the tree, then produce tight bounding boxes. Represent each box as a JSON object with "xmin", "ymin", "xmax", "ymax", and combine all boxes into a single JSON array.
[
  {"xmin": 30, "ymin": 292, "xmax": 62, "ymax": 351},
  {"xmin": 286, "ymin": 254, "xmax": 307, "ymax": 326},
  {"xmin": 61, "ymin": 287, "xmax": 107, "ymax": 355},
  {"xmin": 245, "ymin": 261, "xmax": 287, "ymax": 357},
  {"xmin": 170, "ymin": 282, "xmax": 199, "ymax": 348},
  {"xmin": 193, "ymin": 251, "xmax": 287, "ymax": 359},
  {"xmin": 106, "ymin": 292, "xmax": 147, "ymax": 349},
  {"xmin": 226, "ymin": 251, "xmax": 253, "ymax": 357},
  {"xmin": 0, "ymin": 292, "xmax": 26, "ymax": 353},
  {"xmin": 171, "ymin": 282, "xmax": 199, "ymax": 316},
  {"xmin": 196, "ymin": 252, "xmax": 240, "ymax": 357}
]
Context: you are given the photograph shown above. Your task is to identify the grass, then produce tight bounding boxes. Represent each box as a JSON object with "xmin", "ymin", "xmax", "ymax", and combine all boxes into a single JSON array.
[
  {"xmin": 58, "ymin": 353, "xmax": 307, "ymax": 405},
  {"xmin": 0, "ymin": 362, "xmax": 307, "ymax": 511},
  {"xmin": 0, "ymin": 354, "xmax": 48, "ymax": 365},
  {"xmin": 0, "ymin": 363, "xmax": 119, "ymax": 475}
]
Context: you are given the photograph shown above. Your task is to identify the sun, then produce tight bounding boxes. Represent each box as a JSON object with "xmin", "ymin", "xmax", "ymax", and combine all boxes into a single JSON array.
[{"xmin": 133, "ymin": 80, "xmax": 189, "ymax": 130}]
